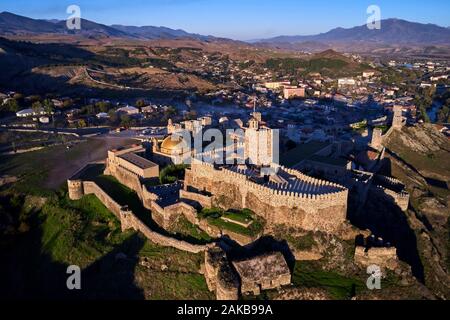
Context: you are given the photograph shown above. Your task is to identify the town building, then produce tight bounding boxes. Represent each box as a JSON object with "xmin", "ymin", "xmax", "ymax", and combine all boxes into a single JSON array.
[{"xmin": 283, "ymin": 87, "xmax": 305, "ymax": 99}]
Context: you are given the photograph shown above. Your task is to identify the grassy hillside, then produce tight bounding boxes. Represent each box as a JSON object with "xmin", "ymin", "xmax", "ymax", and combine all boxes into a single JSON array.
[
  {"xmin": 0, "ymin": 139, "xmax": 213, "ymax": 299},
  {"xmin": 382, "ymin": 124, "xmax": 450, "ymax": 299},
  {"xmin": 0, "ymin": 191, "xmax": 213, "ymax": 299}
]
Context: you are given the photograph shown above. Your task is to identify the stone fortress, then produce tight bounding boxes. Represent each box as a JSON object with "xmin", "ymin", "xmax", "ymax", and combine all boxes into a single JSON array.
[
  {"xmin": 185, "ymin": 158, "xmax": 349, "ymax": 234},
  {"xmin": 68, "ymin": 109, "xmax": 408, "ymax": 300}
]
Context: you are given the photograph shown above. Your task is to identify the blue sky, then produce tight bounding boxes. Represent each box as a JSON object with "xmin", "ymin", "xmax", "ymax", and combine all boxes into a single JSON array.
[{"xmin": 1, "ymin": 0, "xmax": 449, "ymax": 40}]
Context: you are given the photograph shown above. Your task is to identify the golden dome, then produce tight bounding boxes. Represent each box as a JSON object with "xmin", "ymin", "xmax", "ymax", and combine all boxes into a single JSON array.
[{"xmin": 160, "ymin": 135, "xmax": 189, "ymax": 154}]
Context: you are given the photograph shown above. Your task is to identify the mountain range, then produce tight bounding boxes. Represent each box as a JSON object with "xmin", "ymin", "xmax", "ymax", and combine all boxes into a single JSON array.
[
  {"xmin": 0, "ymin": 11, "xmax": 211, "ymax": 40},
  {"xmin": 1, "ymin": 11, "xmax": 449, "ymax": 47},
  {"xmin": 256, "ymin": 18, "xmax": 450, "ymax": 45}
]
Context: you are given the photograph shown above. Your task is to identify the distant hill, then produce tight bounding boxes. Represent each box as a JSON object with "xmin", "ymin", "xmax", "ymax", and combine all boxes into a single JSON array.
[
  {"xmin": 258, "ymin": 19, "xmax": 450, "ymax": 45},
  {"xmin": 0, "ymin": 11, "xmax": 211, "ymax": 40},
  {"xmin": 0, "ymin": 12, "xmax": 129, "ymax": 38},
  {"xmin": 110, "ymin": 25, "xmax": 212, "ymax": 40},
  {"xmin": 0, "ymin": 11, "xmax": 61, "ymax": 34}
]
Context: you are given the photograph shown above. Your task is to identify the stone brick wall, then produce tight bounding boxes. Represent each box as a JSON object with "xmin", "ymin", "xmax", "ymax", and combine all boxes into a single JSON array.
[
  {"xmin": 185, "ymin": 160, "xmax": 348, "ymax": 233},
  {"xmin": 105, "ymin": 161, "xmax": 144, "ymax": 200},
  {"xmin": 180, "ymin": 189, "xmax": 213, "ymax": 208},
  {"xmin": 120, "ymin": 209, "xmax": 206, "ymax": 253},
  {"xmin": 83, "ymin": 181, "xmax": 123, "ymax": 218},
  {"xmin": 354, "ymin": 246, "xmax": 398, "ymax": 270},
  {"xmin": 372, "ymin": 186, "xmax": 410, "ymax": 211},
  {"xmin": 150, "ymin": 200, "xmax": 199, "ymax": 230},
  {"xmin": 240, "ymin": 273, "xmax": 291, "ymax": 296},
  {"xmin": 70, "ymin": 178, "xmax": 207, "ymax": 254}
]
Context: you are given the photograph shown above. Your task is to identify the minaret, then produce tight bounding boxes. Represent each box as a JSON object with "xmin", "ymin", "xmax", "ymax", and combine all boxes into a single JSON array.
[{"xmin": 167, "ymin": 118, "xmax": 175, "ymax": 134}]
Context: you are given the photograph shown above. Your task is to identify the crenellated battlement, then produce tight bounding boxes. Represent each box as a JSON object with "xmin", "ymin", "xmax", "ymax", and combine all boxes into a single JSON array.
[
  {"xmin": 189, "ymin": 159, "xmax": 348, "ymax": 205},
  {"xmin": 186, "ymin": 158, "xmax": 349, "ymax": 233}
]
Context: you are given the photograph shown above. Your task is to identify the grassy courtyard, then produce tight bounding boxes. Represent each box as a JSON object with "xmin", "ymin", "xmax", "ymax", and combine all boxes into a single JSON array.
[{"xmin": 199, "ymin": 208, "xmax": 264, "ymax": 237}]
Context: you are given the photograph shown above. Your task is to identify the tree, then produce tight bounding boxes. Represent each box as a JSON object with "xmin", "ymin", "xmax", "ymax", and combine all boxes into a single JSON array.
[
  {"xmin": 96, "ymin": 101, "xmax": 110, "ymax": 113},
  {"xmin": 120, "ymin": 114, "xmax": 131, "ymax": 127},
  {"xmin": 63, "ymin": 99, "xmax": 74, "ymax": 109},
  {"xmin": 29, "ymin": 95, "xmax": 42, "ymax": 103},
  {"xmin": 81, "ymin": 105, "xmax": 95, "ymax": 115},
  {"xmin": 43, "ymin": 99, "xmax": 55, "ymax": 115},
  {"xmin": 5, "ymin": 99, "xmax": 19, "ymax": 112},
  {"xmin": 164, "ymin": 106, "xmax": 177, "ymax": 118},
  {"xmin": 77, "ymin": 119, "xmax": 87, "ymax": 128},
  {"xmin": 185, "ymin": 110, "xmax": 197, "ymax": 120},
  {"xmin": 108, "ymin": 109, "xmax": 118, "ymax": 124},
  {"xmin": 32, "ymin": 101, "xmax": 43, "ymax": 113},
  {"xmin": 418, "ymin": 106, "xmax": 431, "ymax": 123},
  {"xmin": 437, "ymin": 106, "xmax": 450, "ymax": 124},
  {"xmin": 136, "ymin": 99, "xmax": 146, "ymax": 109}
]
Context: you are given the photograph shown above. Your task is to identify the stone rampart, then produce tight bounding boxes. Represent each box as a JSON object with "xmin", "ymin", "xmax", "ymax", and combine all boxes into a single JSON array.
[
  {"xmin": 83, "ymin": 181, "xmax": 123, "ymax": 218},
  {"xmin": 105, "ymin": 161, "xmax": 144, "ymax": 200},
  {"xmin": 372, "ymin": 185, "xmax": 410, "ymax": 211},
  {"xmin": 354, "ymin": 246, "xmax": 398, "ymax": 270},
  {"xmin": 120, "ymin": 209, "xmax": 206, "ymax": 253},
  {"xmin": 185, "ymin": 160, "xmax": 349, "ymax": 233},
  {"xmin": 68, "ymin": 179, "xmax": 206, "ymax": 254},
  {"xmin": 180, "ymin": 189, "xmax": 213, "ymax": 208}
]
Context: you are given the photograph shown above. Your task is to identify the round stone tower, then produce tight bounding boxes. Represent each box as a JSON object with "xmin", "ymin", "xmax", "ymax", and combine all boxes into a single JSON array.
[{"xmin": 67, "ymin": 180, "xmax": 84, "ymax": 200}]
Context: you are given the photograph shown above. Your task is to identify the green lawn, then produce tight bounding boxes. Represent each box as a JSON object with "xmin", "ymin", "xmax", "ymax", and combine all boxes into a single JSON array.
[
  {"xmin": 222, "ymin": 208, "xmax": 254, "ymax": 225},
  {"xmin": 168, "ymin": 215, "xmax": 213, "ymax": 242},
  {"xmin": 40, "ymin": 194, "xmax": 131, "ymax": 268},
  {"xmin": 292, "ymin": 261, "xmax": 366, "ymax": 300},
  {"xmin": 199, "ymin": 208, "xmax": 264, "ymax": 237}
]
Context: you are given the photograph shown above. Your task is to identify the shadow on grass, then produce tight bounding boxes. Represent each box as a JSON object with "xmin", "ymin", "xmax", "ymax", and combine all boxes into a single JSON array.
[{"xmin": 0, "ymin": 204, "xmax": 146, "ymax": 300}]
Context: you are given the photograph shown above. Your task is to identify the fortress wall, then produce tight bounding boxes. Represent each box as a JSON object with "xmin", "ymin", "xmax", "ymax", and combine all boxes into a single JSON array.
[
  {"xmin": 180, "ymin": 190, "xmax": 213, "ymax": 208},
  {"xmin": 375, "ymin": 174, "xmax": 405, "ymax": 188},
  {"xmin": 372, "ymin": 186, "xmax": 410, "ymax": 211},
  {"xmin": 120, "ymin": 209, "xmax": 206, "ymax": 253},
  {"xmin": 185, "ymin": 162, "xmax": 349, "ymax": 233},
  {"xmin": 83, "ymin": 181, "xmax": 123, "ymax": 218},
  {"xmin": 354, "ymin": 246, "xmax": 398, "ymax": 270},
  {"xmin": 78, "ymin": 180, "xmax": 206, "ymax": 253},
  {"xmin": 149, "ymin": 201, "xmax": 169, "ymax": 228},
  {"xmin": 142, "ymin": 186, "xmax": 159, "ymax": 210},
  {"xmin": 165, "ymin": 202, "xmax": 199, "ymax": 226},
  {"xmin": 106, "ymin": 161, "xmax": 144, "ymax": 200},
  {"xmin": 198, "ymin": 219, "xmax": 222, "ymax": 238}
]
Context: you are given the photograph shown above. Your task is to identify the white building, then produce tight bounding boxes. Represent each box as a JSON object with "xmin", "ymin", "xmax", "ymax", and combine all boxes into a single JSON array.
[
  {"xmin": 16, "ymin": 108, "xmax": 45, "ymax": 118},
  {"xmin": 96, "ymin": 112, "xmax": 109, "ymax": 119},
  {"xmin": 116, "ymin": 106, "xmax": 139, "ymax": 115},
  {"xmin": 338, "ymin": 78, "xmax": 356, "ymax": 87}
]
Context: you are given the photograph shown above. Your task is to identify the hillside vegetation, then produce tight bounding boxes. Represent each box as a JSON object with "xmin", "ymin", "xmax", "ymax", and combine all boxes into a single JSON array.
[{"xmin": 383, "ymin": 124, "xmax": 450, "ymax": 299}]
